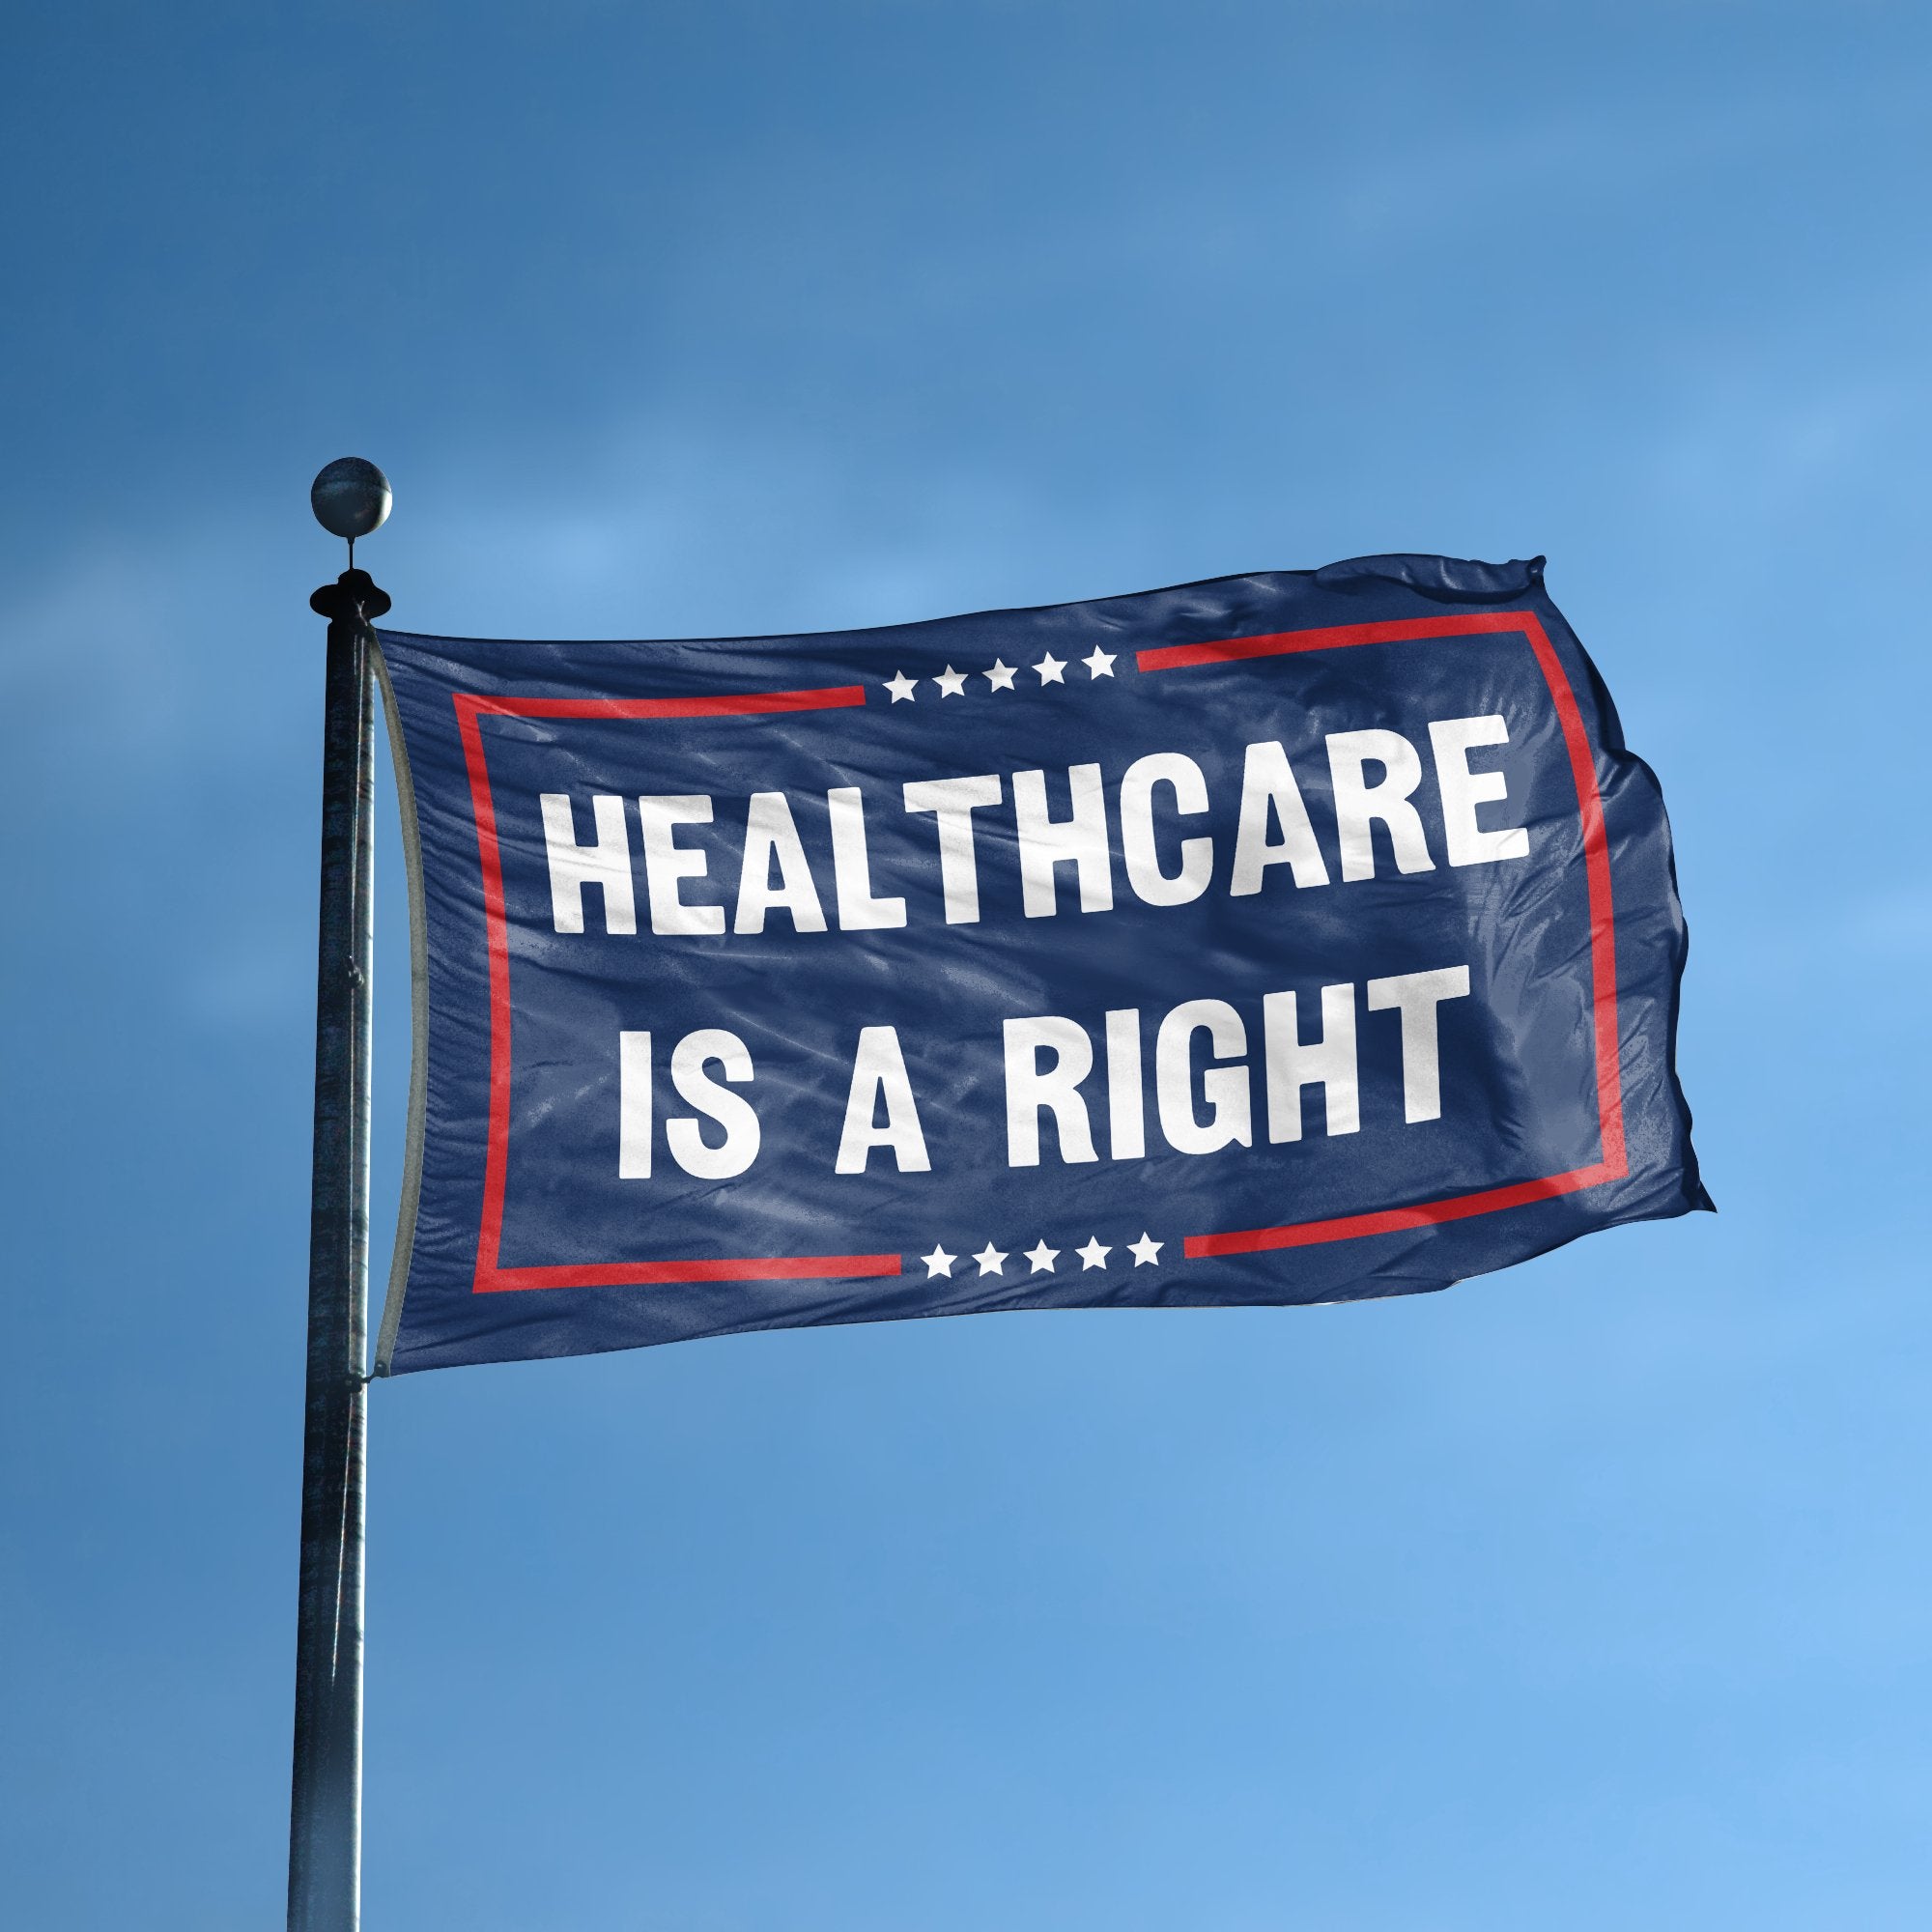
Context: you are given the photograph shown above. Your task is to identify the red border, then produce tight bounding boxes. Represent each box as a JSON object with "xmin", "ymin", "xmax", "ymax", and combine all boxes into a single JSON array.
[
  {"xmin": 453, "ymin": 611, "xmax": 1626, "ymax": 1293},
  {"xmin": 454, "ymin": 685, "xmax": 902, "ymax": 1293},
  {"xmin": 1137, "ymin": 610, "xmax": 1628, "ymax": 1257}
]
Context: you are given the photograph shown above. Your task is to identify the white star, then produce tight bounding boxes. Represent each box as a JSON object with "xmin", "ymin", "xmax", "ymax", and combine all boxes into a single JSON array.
[
  {"xmin": 883, "ymin": 670, "xmax": 918, "ymax": 703},
  {"xmin": 922, "ymin": 1245, "xmax": 956, "ymax": 1278},
  {"xmin": 973, "ymin": 1241, "xmax": 1009, "ymax": 1276},
  {"xmin": 1023, "ymin": 1239, "xmax": 1059, "ymax": 1274},
  {"xmin": 1128, "ymin": 1233, "xmax": 1164, "ymax": 1267},
  {"xmin": 1075, "ymin": 1236, "xmax": 1112, "ymax": 1270},
  {"xmin": 932, "ymin": 665, "xmax": 968, "ymax": 697},
  {"xmin": 1082, "ymin": 646, "xmax": 1117, "ymax": 679},
  {"xmin": 982, "ymin": 659, "xmax": 1017, "ymax": 692},
  {"xmin": 1033, "ymin": 653, "xmax": 1066, "ymax": 685}
]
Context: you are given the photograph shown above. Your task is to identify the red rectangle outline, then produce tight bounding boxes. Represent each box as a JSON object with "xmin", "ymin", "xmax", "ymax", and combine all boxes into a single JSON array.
[
  {"xmin": 1137, "ymin": 610, "xmax": 1629, "ymax": 1256},
  {"xmin": 453, "ymin": 684, "xmax": 902, "ymax": 1293},
  {"xmin": 452, "ymin": 612, "xmax": 1626, "ymax": 1292}
]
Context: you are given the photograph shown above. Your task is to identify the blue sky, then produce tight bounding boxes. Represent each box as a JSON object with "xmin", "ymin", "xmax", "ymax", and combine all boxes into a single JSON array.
[{"xmin": 3, "ymin": 3, "xmax": 1929, "ymax": 1926}]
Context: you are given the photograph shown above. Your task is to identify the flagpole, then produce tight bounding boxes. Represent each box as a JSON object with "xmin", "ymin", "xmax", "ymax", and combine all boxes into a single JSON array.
[{"xmin": 290, "ymin": 461, "xmax": 391, "ymax": 1932}]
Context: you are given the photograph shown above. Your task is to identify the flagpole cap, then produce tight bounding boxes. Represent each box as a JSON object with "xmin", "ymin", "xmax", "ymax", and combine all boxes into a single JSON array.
[
  {"xmin": 310, "ymin": 568, "xmax": 391, "ymax": 623},
  {"xmin": 310, "ymin": 457, "xmax": 392, "ymax": 541}
]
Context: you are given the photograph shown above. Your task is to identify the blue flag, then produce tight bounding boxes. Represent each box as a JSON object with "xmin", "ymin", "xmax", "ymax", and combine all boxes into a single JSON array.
[{"xmin": 372, "ymin": 554, "xmax": 1706, "ymax": 1375}]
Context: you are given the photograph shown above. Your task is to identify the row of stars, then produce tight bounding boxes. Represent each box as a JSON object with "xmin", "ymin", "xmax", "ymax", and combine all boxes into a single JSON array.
[
  {"xmin": 883, "ymin": 648, "xmax": 1118, "ymax": 702},
  {"xmin": 919, "ymin": 1234, "xmax": 1163, "ymax": 1279}
]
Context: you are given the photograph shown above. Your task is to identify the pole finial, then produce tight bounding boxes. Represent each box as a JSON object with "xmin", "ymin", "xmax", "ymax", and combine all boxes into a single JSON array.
[{"xmin": 310, "ymin": 458, "xmax": 392, "ymax": 567}]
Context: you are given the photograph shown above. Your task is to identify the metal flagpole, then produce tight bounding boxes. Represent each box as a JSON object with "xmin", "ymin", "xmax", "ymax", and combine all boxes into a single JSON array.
[{"xmin": 290, "ymin": 460, "xmax": 392, "ymax": 1932}]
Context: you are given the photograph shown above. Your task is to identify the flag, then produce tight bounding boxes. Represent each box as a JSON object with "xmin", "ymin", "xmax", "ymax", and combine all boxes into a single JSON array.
[{"xmin": 371, "ymin": 554, "xmax": 1707, "ymax": 1375}]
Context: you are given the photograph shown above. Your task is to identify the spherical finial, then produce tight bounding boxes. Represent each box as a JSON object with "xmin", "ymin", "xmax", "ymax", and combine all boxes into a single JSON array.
[{"xmin": 310, "ymin": 457, "xmax": 392, "ymax": 542}]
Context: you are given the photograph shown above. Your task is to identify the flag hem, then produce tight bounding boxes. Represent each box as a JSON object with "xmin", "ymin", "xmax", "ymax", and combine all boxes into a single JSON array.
[{"xmin": 371, "ymin": 638, "xmax": 431, "ymax": 1378}]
